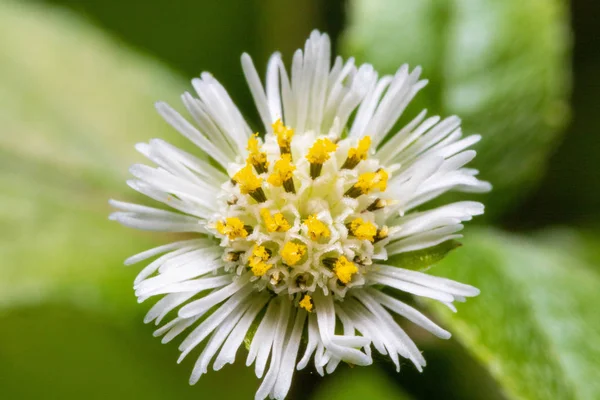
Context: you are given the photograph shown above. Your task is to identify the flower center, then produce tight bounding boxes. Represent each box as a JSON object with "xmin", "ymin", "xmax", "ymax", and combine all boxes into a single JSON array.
[{"xmin": 211, "ymin": 120, "xmax": 393, "ymax": 306}]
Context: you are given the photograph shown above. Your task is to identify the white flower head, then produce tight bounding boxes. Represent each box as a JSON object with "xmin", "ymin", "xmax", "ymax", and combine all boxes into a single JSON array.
[{"xmin": 110, "ymin": 30, "xmax": 491, "ymax": 399}]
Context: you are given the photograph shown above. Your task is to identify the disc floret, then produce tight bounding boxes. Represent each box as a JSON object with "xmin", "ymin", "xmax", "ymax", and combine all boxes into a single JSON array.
[{"xmin": 214, "ymin": 133, "xmax": 393, "ymax": 302}]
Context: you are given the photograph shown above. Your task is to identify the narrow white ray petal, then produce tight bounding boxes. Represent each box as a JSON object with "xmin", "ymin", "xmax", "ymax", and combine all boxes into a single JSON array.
[
  {"xmin": 144, "ymin": 291, "xmax": 197, "ymax": 324},
  {"xmin": 313, "ymin": 292, "xmax": 372, "ymax": 366},
  {"xmin": 133, "ymin": 246, "xmax": 199, "ymax": 286},
  {"xmin": 137, "ymin": 275, "xmax": 232, "ymax": 299},
  {"xmin": 255, "ymin": 299, "xmax": 291, "ymax": 400},
  {"xmin": 249, "ymin": 300, "xmax": 280, "ymax": 378},
  {"xmin": 155, "ymin": 101, "xmax": 231, "ymax": 167},
  {"xmin": 123, "ymin": 239, "xmax": 207, "ymax": 266},
  {"xmin": 246, "ymin": 300, "xmax": 278, "ymax": 366},
  {"xmin": 213, "ymin": 294, "xmax": 270, "ymax": 370},
  {"xmin": 242, "ymin": 53, "xmax": 273, "ymax": 131},
  {"xmin": 297, "ymin": 313, "xmax": 319, "ymax": 370},
  {"xmin": 354, "ymin": 291, "xmax": 426, "ymax": 371},
  {"xmin": 386, "ymin": 224, "xmax": 465, "ymax": 254},
  {"xmin": 178, "ymin": 274, "xmax": 251, "ymax": 319},
  {"xmin": 388, "ymin": 201, "xmax": 484, "ymax": 239},
  {"xmin": 266, "ymin": 52, "xmax": 283, "ymax": 121},
  {"xmin": 273, "ymin": 309, "xmax": 307, "ymax": 399},
  {"xmin": 374, "ymin": 110, "xmax": 430, "ymax": 164},
  {"xmin": 189, "ymin": 298, "xmax": 252, "ymax": 384},
  {"xmin": 178, "ymin": 283, "xmax": 254, "ymax": 361},
  {"xmin": 158, "ymin": 316, "xmax": 200, "ymax": 343},
  {"xmin": 368, "ymin": 272, "xmax": 456, "ymax": 303},
  {"xmin": 191, "ymin": 73, "xmax": 251, "ymax": 154},
  {"xmin": 181, "ymin": 93, "xmax": 238, "ymax": 160},
  {"xmin": 367, "ymin": 288, "xmax": 451, "ymax": 339},
  {"xmin": 374, "ymin": 265, "xmax": 480, "ymax": 297},
  {"xmin": 343, "ymin": 297, "xmax": 400, "ymax": 370},
  {"xmin": 109, "ymin": 211, "xmax": 205, "ymax": 233}
]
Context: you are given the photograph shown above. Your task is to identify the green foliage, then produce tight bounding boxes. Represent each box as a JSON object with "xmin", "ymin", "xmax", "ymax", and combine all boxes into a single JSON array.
[
  {"xmin": 431, "ymin": 229, "xmax": 600, "ymax": 400},
  {"xmin": 312, "ymin": 366, "xmax": 412, "ymax": 400},
  {"xmin": 386, "ymin": 240, "xmax": 461, "ymax": 271},
  {"xmin": 0, "ymin": 1, "xmax": 258, "ymax": 398},
  {"xmin": 342, "ymin": 0, "xmax": 571, "ymax": 219}
]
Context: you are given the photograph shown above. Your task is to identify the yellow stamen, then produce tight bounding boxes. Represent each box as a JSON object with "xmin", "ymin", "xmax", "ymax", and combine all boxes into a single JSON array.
[
  {"xmin": 248, "ymin": 245, "xmax": 272, "ymax": 277},
  {"xmin": 304, "ymin": 215, "xmax": 330, "ymax": 241},
  {"xmin": 299, "ymin": 294, "xmax": 313, "ymax": 312},
  {"xmin": 333, "ymin": 256, "xmax": 358, "ymax": 284},
  {"xmin": 246, "ymin": 133, "xmax": 269, "ymax": 173},
  {"xmin": 232, "ymin": 163, "xmax": 266, "ymax": 202},
  {"xmin": 260, "ymin": 208, "xmax": 291, "ymax": 232},
  {"xmin": 345, "ymin": 169, "xmax": 388, "ymax": 197},
  {"xmin": 306, "ymin": 138, "xmax": 338, "ymax": 164},
  {"xmin": 216, "ymin": 217, "xmax": 248, "ymax": 240},
  {"xmin": 281, "ymin": 242, "xmax": 306, "ymax": 266},
  {"xmin": 267, "ymin": 154, "xmax": 296, "ymax": 193},
  {"xmin": 273, "ymin": 119, "xmax": 294, "ymax": 154},
  {"xmin": 342, "ymin": 136, "xmax": 371, "ymax": 169},
  {"xmin": 349, "ymin": 218, "xmax": 378, "ymax": 242}
]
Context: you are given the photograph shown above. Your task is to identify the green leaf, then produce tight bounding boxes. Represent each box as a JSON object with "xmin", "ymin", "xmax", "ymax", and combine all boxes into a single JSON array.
[
  {"xmin": 0, "ymin": 1, "xmax": 259, "ymax": 398},
  {"xmin": 311, "ymin": 366, "xmax": 412, "ymax": 400},
  {"xmin": 0, "ymin": 0, "xmax": 191, "ymax": 314},
  {"xmin": 0, "ymin": 305, "xmax": 257, "ymax": 399},
  {"xmin": 429, "ymin": 229, "xmax": 600, "ymax": 400},
  {"xmin": 342, "ymin": 0, "xmax": 571, "ymax": 219},
  {"xmin": 387, "ymin": 240, "xmax": 461, "ymax": 271}
]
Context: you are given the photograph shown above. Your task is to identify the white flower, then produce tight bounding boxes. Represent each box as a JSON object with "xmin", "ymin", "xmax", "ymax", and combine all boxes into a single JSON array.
[{"xmin": 110, "ymin": 30, "xmax": 491, "ymax": 399}]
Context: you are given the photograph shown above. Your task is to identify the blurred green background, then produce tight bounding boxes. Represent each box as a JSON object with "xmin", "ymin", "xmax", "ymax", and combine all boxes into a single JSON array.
[{"xmin": 1, "ymin": 0, "xmax": 599, "ymax": 399}]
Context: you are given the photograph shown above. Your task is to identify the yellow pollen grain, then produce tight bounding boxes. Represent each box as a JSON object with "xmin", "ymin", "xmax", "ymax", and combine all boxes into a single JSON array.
[
  {"xmin": 215, "ymin": 217, "xmax": 248, "ymax": 240},
  {"xmin": 246, "ymin": 134, "xmax": 268, "ymax": 169},
  {"xmin": 299, "ymin": 294, "xmax": 313, "ymax": 312},
  {"xmin": 233, "ymin": 163, "xmax": 263, "ymax": 194},
  {"xmin": 248, "ymin": 245, "xmax": 272, "ymax": 277},
  {"xmin": 281, "ymin": 242, "xmax": 306, "ymax": 266},
  {"xmin": 348, "ymin": 136, "xmax": 371, "ymax": 161},
  {"xmin": 306, "ymin": 138, "xmax": 338, "ymax": 164},
  {"xmin": 355, "ymin": 169, "xmax": 388, "ymax": 194},
  {"xmin": 349, "ymin": 218, "xmax": 378, "ymax": 242},
  {"xmin": 304, "ymin": 215, "xmax": 330, "ymax": 241},
  {"xmin": 272, "ymin": 119, "xmax": 294, "ymax": 149},
  {"xmin": 333, "ymin": 256, "xmax": 358, "ymax": 284},
  {"xmin": 260, "ymin": 208, "xmax": 291, "ymax": 232},
  {"xmin": 267, "ymin": 154, "xmax": 296, "ymax": 186}
]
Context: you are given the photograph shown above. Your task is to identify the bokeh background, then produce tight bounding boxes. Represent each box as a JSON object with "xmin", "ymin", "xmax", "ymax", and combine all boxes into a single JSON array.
[{"xmin": 1, "ymin": 0, "xmax": 599, "ymax": 399}]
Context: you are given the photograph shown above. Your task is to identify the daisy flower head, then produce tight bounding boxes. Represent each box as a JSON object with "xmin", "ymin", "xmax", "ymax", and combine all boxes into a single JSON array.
[{"xmin": 110, "ymin": 31, "xmax": 491, "ymax": 399}]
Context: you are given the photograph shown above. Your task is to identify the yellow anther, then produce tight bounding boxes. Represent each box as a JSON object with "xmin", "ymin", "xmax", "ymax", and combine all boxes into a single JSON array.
[
  {"xmin": 260, "ymin": 208, "xmax": 291, "ymax": 232},
  {"xmin": 304, "ymin": 215, "xmax": 330, "ymax": 241},
  {"xmin": 349, "ymin": 218, "xmax": 378, "ymax": 242},
  {"xmin": 233, "ymin": 163, "xmax": 266, "ymax": 202},
  {"xmin": 299, "ymin": 294, "xmax": 313, "ymax": 312},
  {"xmin": 346, "ymin": 169, "xmax": 388, "ymax": 197},
  {"xmin": 233, "ymin": 164, "xmax": 263, "ymax": 194},
  {"xmin": 281, "ymin": 242, "xmax": 306, "ymax": 266},
  {"xmin": 343, "ymin": 136, "xmax": 371, "ymax": 169},
  {"xmin": 273, "ymin": 119, "xmax": 294, "ymax": 153},
  {"xmin": 356, "ymin": 169, "xmax": 388, "ymax": 193},
  {"xmin": 267, "ymin": 154, "xmax": 296, "ymax": 193},
  {"xmin": 306, "ymin": 138, "xmax": 338, "ymax": 164},
  {"xmin": 246, "ymin": 133, "xmax": 269, "ymax": 173},
  {"xmin": 333, "ymin": 256, "xmax": 358, "ymax": 284},
  {"xmin": 248, "ymin": 245, "xmax": 272, "ymax": 276},
  {"xmin": 215, "ymin": 217, "xmax": 248, "ymax": 240}
]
